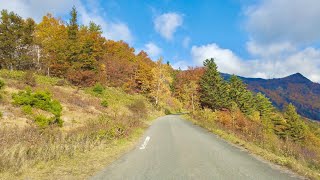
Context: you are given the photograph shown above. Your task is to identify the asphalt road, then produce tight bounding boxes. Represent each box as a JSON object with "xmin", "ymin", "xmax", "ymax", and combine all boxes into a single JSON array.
[{"xmin": 91, "ymin": 115, "xmax": 302, "ymax": 180}]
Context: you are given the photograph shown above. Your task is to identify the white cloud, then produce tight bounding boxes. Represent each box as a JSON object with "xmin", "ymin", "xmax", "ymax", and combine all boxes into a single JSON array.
[
  {"xmin": 143, "ymin": 42, "xmax": 162, "ymax": 60},
  {"xmin": 246, "ymin": 41, "xmax": 296, "ymax": 58},
  {"xmin": 246, "ymin": 0, "xmax": 320, "ymax": 45},
  {"xmin": 76, "ymin": 3, "xmax": 134, "ymax": 43},
  {"xmin": 0, "ymin": 0, "xmax": 76, "ymax": 22},
  {"xmin": 0, "ymin": 0, "xmax": 133, "ymax": 43},
  {"xmin": 191, "ymin": 43, "xmax": 320, "ymax": 82},
  {"xmin": 154, "ymin": 12, "xmax": 183, "ymax": 40},
  {"xmin": 238, "ymin": 0, "xmax": 320, "ymax": 82},
  {"xmin": 182, "ymin": 36, "xmax": 191, "ymax": 48},
  {"xmin": 172, "ymin": 61, "xmax": 189, "ymax": 70},
  {"xmin": 191, "ymin": 43, "xmax": 245, "ymax": 75}
]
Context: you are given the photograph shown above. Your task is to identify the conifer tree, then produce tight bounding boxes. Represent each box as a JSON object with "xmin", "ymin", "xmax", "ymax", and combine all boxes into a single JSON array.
[
  {"xmin": 229, "ymin": 75, "xmax": 255, "ymax": 115},
  {"xmin": 67, "ymin": 6, "xmax": 78, "ymax": 41},
  {"xmin": 199, "ymin": 58, "xmax": 230, "ymax": 110},
  {"xmin": 254, "ymin": 92, "xmax": 274, "ymax": 120},
  {"xmin": 271, "ymin": 113, "xmax": 289, "ymax": 139},
  {"xmin": 284, "ymin": 103, "xmax": 307, "ymax": 142}
]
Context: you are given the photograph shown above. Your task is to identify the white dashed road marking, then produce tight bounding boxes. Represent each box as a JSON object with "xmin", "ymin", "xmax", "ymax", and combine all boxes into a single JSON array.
[{"xmin": 139, "ymin": 136, "xmax": 150, "ymax": 150}]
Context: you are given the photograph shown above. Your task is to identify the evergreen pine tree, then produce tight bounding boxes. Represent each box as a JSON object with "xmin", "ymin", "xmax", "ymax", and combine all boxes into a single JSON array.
[
  {"xmin": 199, "ymin": 58, "xmax": 230, "ymax": 110},
  {"xmin": 229, "ymin": 75, "xmax": 255, "ymax": 115},
  {"xmin": 284, "ymin": 103, "xmax": 307, "ymax": 142},
  {"xmin": 254, "ymin": 92, "xmax": 274, "ymax": 120},
  {"xmin": 67, "ymin": 6, "xmax": 78, "ymax": 41},
  {"xmin": 271, "ymin": 113, "xmax": 289, "ymax": 139}
]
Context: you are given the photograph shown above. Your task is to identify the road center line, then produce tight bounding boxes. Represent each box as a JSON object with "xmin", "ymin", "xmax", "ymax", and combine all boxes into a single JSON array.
[{"xmin": 139, "ymin": 136, "xmax": 150, "ymax": 150}]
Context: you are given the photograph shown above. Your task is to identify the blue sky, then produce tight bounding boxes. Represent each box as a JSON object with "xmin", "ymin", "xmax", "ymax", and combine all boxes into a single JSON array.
[{"xmin": 1, "ymin": 0, "xmax": 320, "ymax": 82}]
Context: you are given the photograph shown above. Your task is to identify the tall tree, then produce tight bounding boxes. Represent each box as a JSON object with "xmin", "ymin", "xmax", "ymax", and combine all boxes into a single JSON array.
[
  {"xmin": 199, "ymin": 58, "xmax": 230, "ymax": 110},
  {"xmin": 271, "ymin": 113, "xmax": 289, "ymax": 139},
  {"xmin": 150, "ymin": 58, "xmax": 173, "ymax": 107},
  {"xmin": 135, "ymin": 51, "xmax": 155, "ymax": 94},
  {"xmin": 66, "ymin": 6, "xmax": 80, "ymax": 69},
  {"xmin": 181, "ymin": 81, "xmax": 199, "ymax": 112},
  {"xmin": 35, "ymin": 14, "xmax": 68, "ymax": 76},
  {"xmin": 254, "ymin": 92, "xmax": 274, "ymax": 120},
  {"xmin": 0, "ymin": 10, "xmax": 35, "ymax": 70},
  {"xmin": 229, "ymin": 75, "xmax": 255, "ymax": 115},
  {"xmin": 67, "ymin": 6, "xmax": 78, "ymax": 41},
  {"xmin": 103, "ymin": 40, "xmax": 137, "ymax": 89},
  {"xmin": 284, "ymin": 103, "xmax": 307, "ymax": 142}
]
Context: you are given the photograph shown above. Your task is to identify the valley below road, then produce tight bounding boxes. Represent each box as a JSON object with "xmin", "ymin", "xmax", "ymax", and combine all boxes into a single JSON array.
[{"xmin": 91, "ymin": 115, "xmax": 303, "ymax": 180}]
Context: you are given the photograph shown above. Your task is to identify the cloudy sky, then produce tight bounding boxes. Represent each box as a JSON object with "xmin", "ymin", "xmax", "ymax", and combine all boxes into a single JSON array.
[{"xmin": 1, "ymin": 0, "xmax": 320, "ymax": 82}]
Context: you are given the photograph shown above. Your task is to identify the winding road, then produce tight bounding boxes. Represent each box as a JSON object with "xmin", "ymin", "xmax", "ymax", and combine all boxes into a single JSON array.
[{"xmin": 92, "ymin": 115, "xmax": 302, "ymax": 180}]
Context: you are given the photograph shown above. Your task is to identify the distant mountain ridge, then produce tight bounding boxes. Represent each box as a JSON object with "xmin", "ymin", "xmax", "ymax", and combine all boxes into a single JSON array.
[{"xmin": 222, "ymin": 73, "xmax": 320, "ymax": 121}]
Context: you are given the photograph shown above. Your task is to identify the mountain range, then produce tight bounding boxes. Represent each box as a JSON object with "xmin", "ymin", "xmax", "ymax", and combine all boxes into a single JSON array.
[{"xmin": 222, "ymin": 73, "xmax": 320, "ymax": 121}]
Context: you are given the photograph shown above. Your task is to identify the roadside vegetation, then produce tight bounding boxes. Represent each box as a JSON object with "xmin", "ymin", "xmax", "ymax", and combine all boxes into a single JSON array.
[
  {"xmin": 180, "ymin": 59, "xmax": 320, "ymax": 179},
  {"xmin": 0, "ymin": 71, "xmax": 161, "ymax": 179}
]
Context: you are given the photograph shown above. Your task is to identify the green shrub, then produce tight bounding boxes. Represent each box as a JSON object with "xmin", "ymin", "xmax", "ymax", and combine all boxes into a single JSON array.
[
  {"xmin": 34, "ymin": 115, "xmax": 53, "ymax": 128},
  {"xmin": 128, "ymin": 99, "xmax": 147, "ymax": 117},
  {"xmin": 22, "ymin": 105, "xmax": 32, "ymax": 115},
  {"xmin": 92, "ymin": 83, "xmax": 105, "ymax": 95},
  {"xmin": 0, "ymin": 69, "xmax": 25, "ymax": 80},
  {"xmin": 0, "ymin": 111, "xmax": 2, "ymax": 119},
  {"xmin": 12, "ymin": 88, "xmax": 63, "ymax": 127},
  {"xmin": 101, "ymin": 99, "xmax": 109, "ymax": 107},
  {"xmin": 164, "ymin": 108, "xmax": 172, "ymax": 115},
  {"xmin": 0, "ymin": 79, "xmax": 4, "ymax": 90}
]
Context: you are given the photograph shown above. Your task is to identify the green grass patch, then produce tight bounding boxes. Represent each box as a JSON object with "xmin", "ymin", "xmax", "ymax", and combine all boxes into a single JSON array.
[{"xmin": 0, "ymin": 69, "xmax": 64, "ymax": 86}]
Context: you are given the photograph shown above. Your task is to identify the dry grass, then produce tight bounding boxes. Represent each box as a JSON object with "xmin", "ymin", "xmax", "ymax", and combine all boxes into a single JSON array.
[
  {"xmin": 0, "ymin": 127, "xmax": 145, "ymax": 180},
  {"xmin": 0, "ymin": 113, "xmax": 142, "ymax": 172},
  {"xmin": 0, "ymin": 70, "xmax": 161, "ymax": 179}
]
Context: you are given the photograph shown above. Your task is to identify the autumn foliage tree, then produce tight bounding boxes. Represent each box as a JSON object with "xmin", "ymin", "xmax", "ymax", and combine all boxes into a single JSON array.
[
  {"xmin": 0, "ymin": 10, "xmax": 36, "ymax": 70},
  {"xmin": 35, "ymin": 14, "xmax": 68, "ymax": 76},
  {"xmin": 150, "ymin": 58, "xmax": 173, "ymax": 107}
]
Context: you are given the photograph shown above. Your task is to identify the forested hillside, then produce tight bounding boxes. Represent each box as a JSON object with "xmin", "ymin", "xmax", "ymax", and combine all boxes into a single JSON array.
[
  {"xmin": 221, "ymin": 73, "xmax": 320, "ymax": 121},
  {"xmin": 174, "ymin": 60, "xmax": 320, "ymax": 179},
  {"xmin": 0, "ymin": 7, "xmax": 320, "ymax": 180},
  {"xmin": 0, "ymin": 8, "xmax": 181, "ymax": 111}
]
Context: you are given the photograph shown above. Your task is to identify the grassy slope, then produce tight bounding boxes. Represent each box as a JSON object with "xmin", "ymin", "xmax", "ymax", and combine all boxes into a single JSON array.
[{"xmin": 0, "ymin": 70, "xmax": 162, "ymax": 179}]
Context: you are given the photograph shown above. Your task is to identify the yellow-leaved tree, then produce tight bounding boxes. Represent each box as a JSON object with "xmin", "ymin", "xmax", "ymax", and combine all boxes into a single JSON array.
[
  {"xmin": 150, "ymin": 58, "xmax": 173, "ymax": 107},
  {"xmin": 35, "ymin": 14, "xmax": 68, "ymax": 76}
]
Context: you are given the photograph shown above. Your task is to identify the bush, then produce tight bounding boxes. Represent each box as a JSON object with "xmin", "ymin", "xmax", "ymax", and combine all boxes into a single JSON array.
[
  {"xmin": 56, "ymin": 79, "xmax": 66, "ymax": 86},
  {"xmin": 0, "ymin": 111, "xmax": 2, "ymax": 119},
  {"xmin": 67, "ymin": 70, "xmax": 97, "ymax": 87},
  {"xmin": 22, "ymin": 105, "xmax": 32, "ymax": 115},
  {"xmin": 93, "ymin": 83, "xmax": 105, "ymax": 95},
  {"xmin": 34, "ymin": 115, "xmax": 53, "ymax": 128},
  {"xmin": 128, "ymin": 99, "xmax": 147, "ymax": 118},
  {"xmin": 164, "ymin": 108, "xmax": 172, "ymax": 115},
  {"xmin": 24, "ymin": 71, "xmax": 37, "ymax": 87},
  {"xmin": 101, "ymin": 99, "xmax": 109, "ymax": 107},
  {"xmin": 0, "ymin": 79, "xmax": 4, "ymax": 90},
  {"xmin": 12, "ymin": 88, "xmax": 63, "ymax": 127}
]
